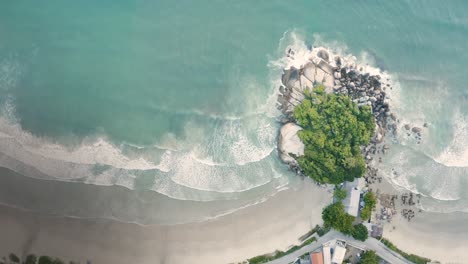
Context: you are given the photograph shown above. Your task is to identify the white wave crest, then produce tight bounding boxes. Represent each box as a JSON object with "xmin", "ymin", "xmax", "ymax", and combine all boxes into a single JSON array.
[{"xmin": 434, "ymin": 109, "xmax": 468, "ymax": 167}]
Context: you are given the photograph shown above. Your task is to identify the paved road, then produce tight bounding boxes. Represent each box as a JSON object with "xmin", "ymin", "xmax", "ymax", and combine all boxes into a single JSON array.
[{"xmin": 266, "ymin": 230, "xmax": 413, "ymax": 264}]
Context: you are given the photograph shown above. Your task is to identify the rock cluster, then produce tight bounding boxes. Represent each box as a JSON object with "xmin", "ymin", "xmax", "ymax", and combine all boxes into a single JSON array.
[
  {"xmin": 276, "ymin": 48, "xmax": 336, "ymax": 122},
  {"xmin": 332, "ymin": 67, "xmax": 393, "ymax": 144},
  {"xmin": 276, "ymin": 47, "xmax": 397, "ymax": 167}
]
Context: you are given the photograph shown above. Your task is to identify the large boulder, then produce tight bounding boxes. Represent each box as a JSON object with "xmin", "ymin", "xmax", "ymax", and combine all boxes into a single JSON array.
[{"xmin": 278, "ymin": 123, "xmax": 305, "ymax": 164}]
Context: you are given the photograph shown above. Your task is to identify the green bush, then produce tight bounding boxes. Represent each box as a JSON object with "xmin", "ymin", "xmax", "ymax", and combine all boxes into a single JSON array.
[
  {"xmin": 294, "ymin": 85, "xmax": 375, "ymax": 184},
  {"xmin": 322, "ymin": 202, "xmax": 355, "ymax": 234},
  {"xmin": 351, "ymin": 223, "xmax": 368, "ymax": 241},
  {"xmin": 358, "ymin": 250, "xmax": 379, "ymax": 264},
  {"xmin": 316, "ymin": 225, "xmax": 331, "ymax": 237},
  {"xmin": 333, "ymin": 187, "xmax": 347, "ymax": 201},
  {"xmin": 360, "ymin": 191, "xmax": 377, "ymax": 220}
]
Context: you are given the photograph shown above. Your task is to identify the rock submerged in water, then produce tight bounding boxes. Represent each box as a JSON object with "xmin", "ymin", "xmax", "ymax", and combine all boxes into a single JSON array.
[{"xmin": 278, "ymin": 123, "xmax": 304, "ymax": 165}]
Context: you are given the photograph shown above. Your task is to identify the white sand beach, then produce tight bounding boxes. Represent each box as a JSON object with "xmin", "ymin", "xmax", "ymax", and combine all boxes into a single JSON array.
[
  {"xmin": 384, "ymin": 210, "xmax": 468, "ymax": 264},
  {"xmin": 370, "ymin": 177, "xmax": 468, "ymax": 264},
  {"xmin": 0, "ymin": 178, "xmax": 331, "ymax": 264}
]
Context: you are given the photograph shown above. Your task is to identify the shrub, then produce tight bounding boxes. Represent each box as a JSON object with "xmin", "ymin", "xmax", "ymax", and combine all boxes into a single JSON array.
[
  {"xmin": 333, "ymin": 187, "xmax": 347, "ymax": 201},
  {"xmin": 351, "ymin": 223, "xmax": 368, "ymax": 241},
  {"xmin": 322, "ymin": 202, "xmax": 355, "ymax": 234},
  {"xmin": 360, "ymin": 191, "xmax": 377, "ymax": 220},
  {"xmin": 358, "ymin": 250, "xmax": 379, "ymax": 264}
]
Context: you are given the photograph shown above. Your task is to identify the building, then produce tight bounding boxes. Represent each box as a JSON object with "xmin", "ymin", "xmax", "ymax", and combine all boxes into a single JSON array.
[
  {"xmin": 310, "ymin": 251, "xmax": 324, "ymax": 264},
  {"xmin": 322, "ymin": 245, "xmax": 331, "ymax": 264},
  {"xmin": 371, "ymin": 224, "xmax": 383, "ymax": 238},
  {"xmin": 331, "ymin": 241, "xmax": 347, "ymax": 264},
  {"xmin": 342, "ymin": 177, "xmax": 364, "ymax": 217}
]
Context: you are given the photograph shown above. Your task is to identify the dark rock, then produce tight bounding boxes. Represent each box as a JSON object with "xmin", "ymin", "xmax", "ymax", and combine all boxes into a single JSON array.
[
  {"xmin": 411, "ymin": 127, "xmax": 422, "ymax": 133},
  {"xmin": 404, "ymin": 124, "xmax": 411, "ymax": 130},
  {"xmin": 317, "ymin": 49, "xmax": 330, "ymax": 61},
  {"xmin": 335, "ymin": 56, "xmax": 342, "ymax": 66}
]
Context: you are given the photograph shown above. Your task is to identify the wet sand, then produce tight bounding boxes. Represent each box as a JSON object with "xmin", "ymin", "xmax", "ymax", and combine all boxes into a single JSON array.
[
  {"xmin": 0, "ymin": 173, "xmax": 331, "ymax": 264},
  {"xmin": 371, "ymin": 177, "xmax": 468, "ymax": 264},
  {"xmin": 384, "ymin": 210, "xmax": 468, "ymax": 264}
]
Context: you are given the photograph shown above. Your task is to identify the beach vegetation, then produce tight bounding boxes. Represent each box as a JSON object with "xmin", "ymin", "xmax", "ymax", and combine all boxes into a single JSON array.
[
  {"xmin": 351, "ymin": 223, "xmax": 369, "ymax": 241},
  {"xmin": 333, "ymin": 187, "xmax": 347, "ymax": 201},
  {"xmin": 322, "ymin": 202, "xmax": 355, "ymax": 234},
  {"xmin": 294, "ymin": 85, "xmax": 375, "ymax": 184},
  {"xmin": 380, "ymin": 238, "xmax": 431, "ymax": 264},
  {"xmin": 360, "ymin": 191, "xmax": 377, "ymax": 220},
  {"xmin": 322, "ymin": 202, "xmax": 370, "ymax": 241},
  {"xmin": 358, "ymin": 250, "xmax": 379, "ymax": 264}
]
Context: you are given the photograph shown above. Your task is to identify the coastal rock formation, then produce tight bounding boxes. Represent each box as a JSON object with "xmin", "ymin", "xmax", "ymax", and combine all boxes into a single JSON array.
[
  {"xmin": 276, "ymin": 46, "xmax": 397, "ymax": 170},
  {"xmin": 277, "ymin": 123, "xmax": 304, "ymax": 165}
]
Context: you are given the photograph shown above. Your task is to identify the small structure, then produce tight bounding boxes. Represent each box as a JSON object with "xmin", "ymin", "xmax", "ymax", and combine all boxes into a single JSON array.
[
  {"xmin": 342, "ymin": 178, "xmax": 364, "ymax": 217},
  {"xmin": 322, "ymin": 245, "xmax": 331, "ymax": 264},
  {"xmin": 331, "ymin": 241, "xmax": 347, "ymax": 264},
  {"xmin": 371, "ymin": 225, "xmax": 383, "ymax": 238},
  {"xmin": 310, "ymin": 251, "xmax": 324, "ymax": 264}
]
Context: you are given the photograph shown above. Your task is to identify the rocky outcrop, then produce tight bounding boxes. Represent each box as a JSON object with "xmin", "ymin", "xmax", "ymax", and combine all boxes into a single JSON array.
[
  {"xmin": 277, "ymin": 123, "xmax": 304, "ymax": 165},
  {"xmin": 276, "ymin": 48, "xmax": 336, "ymax": 121},
  {"xmin": 276, "ymin": 46, "xmax": 398, "ymax": 171}
]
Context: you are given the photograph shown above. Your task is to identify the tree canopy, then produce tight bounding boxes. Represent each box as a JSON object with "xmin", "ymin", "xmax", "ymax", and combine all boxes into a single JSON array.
[
  {"xmin": 293, "ymin": 85, "xmax": 375, "ymax": 184},
  {"xmin": 360, "ymin": 191, "xmax": 377, "ymax": 220},
  {"xmin": 352, "ymin": 223, "xmax": 369, "ymax": 241},
  {"xmin": 333, "ymin": 187, "xmax": 347, "ymax": 201},
  {"xmin": 358, "ymin": 250, "xmax": 379, "ymax": 264},
  {"xmin": 322, "ymin": 202, "xmax": 370, "ymax": 241},
  {"xmin": 322, "ymin": 202, "xmax": 355, "ymax": 235}
]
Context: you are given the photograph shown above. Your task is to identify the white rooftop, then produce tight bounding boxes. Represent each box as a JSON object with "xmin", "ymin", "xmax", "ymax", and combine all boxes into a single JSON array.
[
  {"xmin": 322, "ymin": 245, "xmax": 331, "ymax": 264},
  {"xmin": 344, "ymin": 187, "xmax": 360, "ymax": 217},
  {"xmin": 331, "ymin": 244, "xmax": 346, "ymax": 264},
  {"xmin": 342, "ymin": 177, "xmax": 364, "ymax": 217}
]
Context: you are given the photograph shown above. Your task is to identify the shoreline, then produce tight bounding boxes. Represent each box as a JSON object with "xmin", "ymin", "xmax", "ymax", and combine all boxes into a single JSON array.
[
  {"xmin": 370, "ymin": 177, "xmax": 468, "ymax": 263},
  {"xmin": 0, "ymin": 174, "xmax": 331, "ymax": 264},
  {"xmin": 274, "ymin": 45, "xmax": 468, "ymax": 264}
]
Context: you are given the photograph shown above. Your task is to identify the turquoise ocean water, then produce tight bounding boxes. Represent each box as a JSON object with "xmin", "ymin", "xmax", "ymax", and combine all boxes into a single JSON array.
[{"xmin": 0, "ymin": 0, "xmax": 467, "ymax": 224}]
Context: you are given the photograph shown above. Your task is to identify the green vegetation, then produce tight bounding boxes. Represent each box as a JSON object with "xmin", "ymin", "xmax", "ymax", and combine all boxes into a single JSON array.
[
  {"xmin": 351, "ymin": 223, "xmax": 369, "ymax": 241},
  {"xmin": 293, "ymin": 85, "xmax": 375, "ymax": 184},
  {"xmin": 316, "ymin": 225, "xmax": 331, "ymax": 237},
  {"xmin": 322, "ymin": 203, "xmax": 369, "ymax": 241},
  {"xmin": 360, "ymin": 191, "xmax": 377, "ymax": 220},
  {"xmin": 333, "ymin": 187, "xmax": 347, "ymax": 201},
  {"xmin": 381, "ymin": 238, "xmax": 432, "ymax": 264},
  {"xmin": 358, "ymin": 250, "xmax": 379, "ymax": 264},
  {"xmin": 322, "ymin": 202, "xmax": 355, "ymax": 234},
  {"xmin": 248, "ymin": 236, "xmax": 317, "ymax": 264}
]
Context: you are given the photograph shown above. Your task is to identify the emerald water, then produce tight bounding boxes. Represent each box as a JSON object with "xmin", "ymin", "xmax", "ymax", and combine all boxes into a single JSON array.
[{"xmin": 0, "ymin": 0, "xmax": 467, "ymax": 224}]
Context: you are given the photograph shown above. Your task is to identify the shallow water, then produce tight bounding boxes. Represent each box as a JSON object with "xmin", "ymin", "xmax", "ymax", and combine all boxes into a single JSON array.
[{"xmin": 0, "ymin": 0, "xmax": 467, "ymax": 223}]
